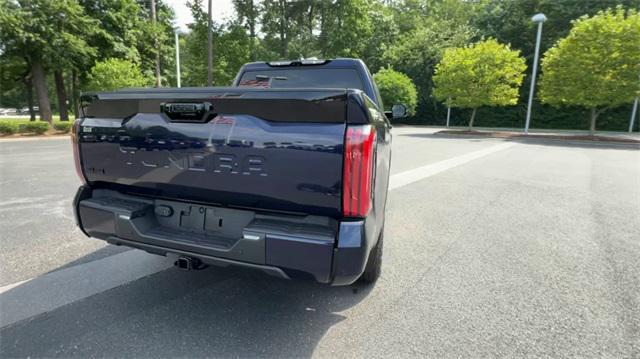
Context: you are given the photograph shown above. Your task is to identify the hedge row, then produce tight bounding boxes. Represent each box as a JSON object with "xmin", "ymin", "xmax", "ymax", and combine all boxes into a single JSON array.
[
  {"xmin": 0, "ymin": 120, "xmax": 72, "ymax": 135},
  {"xmin": 400, "ymin": 101, "xmax": 639, "ymax": 132}
]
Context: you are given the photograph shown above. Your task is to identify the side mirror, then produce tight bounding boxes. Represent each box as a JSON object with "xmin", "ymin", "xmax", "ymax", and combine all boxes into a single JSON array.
[{"xmin": 391, "ymin": 104, "xmax": 408, "ymax": 119}]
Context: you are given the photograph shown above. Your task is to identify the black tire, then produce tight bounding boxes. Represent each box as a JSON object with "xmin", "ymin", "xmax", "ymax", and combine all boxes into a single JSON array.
[{"xmin": 360, "ymin": 229, "xmax": 383, "ymax": 284}]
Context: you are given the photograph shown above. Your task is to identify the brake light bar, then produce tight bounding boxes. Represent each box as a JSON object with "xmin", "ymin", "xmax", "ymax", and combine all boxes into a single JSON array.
[
  {"xmin": 343, "ymin": 125, "xmax": 376, "ymax": 218},
  {"xmin": 267, "ymin": 60, "xmax": 293, "ymax": 67},
  {"xmin": 71, "ymin": 119, "xmax": 86, "ymax": 184},
  {"xmin": 267, "ymin": 59, "xmax": 328, "ymax": 67}
]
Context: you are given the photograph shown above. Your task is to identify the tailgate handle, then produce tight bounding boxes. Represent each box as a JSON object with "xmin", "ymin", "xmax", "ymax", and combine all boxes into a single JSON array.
[{"xmin": 161, "ymin": 102, "xmax": 215, "ymax": 123}]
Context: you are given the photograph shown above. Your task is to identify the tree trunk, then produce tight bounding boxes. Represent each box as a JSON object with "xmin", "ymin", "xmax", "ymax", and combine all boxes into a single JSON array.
[
  {"xmin": 279, "ymin": 0, "xmax": 288, "ymax": 58},
  {"xmin": 71, "ymin": 69, "xmax": 80, "ymax": 118},
  {"xmin": 249, "ymin": 23, "xmax": 256, "ymax": 61},
  {"xmin": 22, "ymin": 76, "xmax": 36, "ymax": 121},
  {"xmin": 590, "ymin": 108, "xmax": 597, "ymax": 136},
  {"xmin": 150, "ymin": 0, "xmax": 161, "ymax": 87},
  {"xmin": 31, "ymin": 60, "xmax": 52, "ymax": 123},
  {"xmin": 249, "ymin": 1, "xmax": 256, "ymax": 61},
  {"xmin": 308, "ymin": 3, "xmax": 314, "ymax": 42},
  {"xmin": 67, "ymin": 71, "xmax": 74, "ymax": 119},
  {"xmin": 469, "ymin": 108, "xmax": 477, "ymax": 131},
  {"xmin": 54, "ymin": 70, "xmax": 69, "ymax": 121}
]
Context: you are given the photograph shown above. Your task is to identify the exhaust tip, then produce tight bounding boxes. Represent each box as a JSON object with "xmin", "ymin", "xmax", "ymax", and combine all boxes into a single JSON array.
[
  {"xmin": 175, "ymin": 256, "xmax": 193, "ymax": 271},
  {"xmin": 174, "ymin": 256, "xmax": 207, "ymax": 271}
]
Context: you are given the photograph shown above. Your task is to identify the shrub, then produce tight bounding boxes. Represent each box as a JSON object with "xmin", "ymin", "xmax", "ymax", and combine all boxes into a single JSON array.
[
  {"xmin": 20, "ymin": 121, "xmax": 50, "ymax": 134},
  {"xmin": 0, "ymin": 121, "xmax": 19, "ymax": 135},
  {"xmin": 373, "ymin": 68, "xmax": 418, "ymax": 115},
  {"xmin": 86, "ymin": 58, "xmax": 149, "ymax": 91},
  {"xmin": 53, "ymin": 121, "xmax": 72, "ymax": 133}
]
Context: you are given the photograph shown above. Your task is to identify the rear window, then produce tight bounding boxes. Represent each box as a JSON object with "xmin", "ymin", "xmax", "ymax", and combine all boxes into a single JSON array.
[{"xmin": 238, "ymin": 68, "xmax": 364, "ymax": 90}]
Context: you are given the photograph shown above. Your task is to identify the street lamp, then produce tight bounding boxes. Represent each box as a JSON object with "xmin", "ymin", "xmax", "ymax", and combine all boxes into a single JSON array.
[
  {"xmin": 446, "ymin": 97, "xmax": 451, "ymax": 127},
  {"xmin": 630, "ymin": 96, "xmax": 638, "ymax": 133},
  {"xmin": 524, "ymin": 13, "xmax": 547, "ymax": 134},
  {"xmin": 174, "ymin": 28, "xmax": 182, "ymax": 88}
]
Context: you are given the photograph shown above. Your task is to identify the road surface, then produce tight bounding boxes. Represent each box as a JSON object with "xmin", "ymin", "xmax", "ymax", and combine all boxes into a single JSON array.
[{"xmin": 1, "ymin": 127, "xmax": 639, "ymax": 358}]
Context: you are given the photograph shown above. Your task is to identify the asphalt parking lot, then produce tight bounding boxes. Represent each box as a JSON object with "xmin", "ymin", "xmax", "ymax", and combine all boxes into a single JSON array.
[{"xmin": 1, "ymin": 126, "xmax": 639, "ymax": 358}]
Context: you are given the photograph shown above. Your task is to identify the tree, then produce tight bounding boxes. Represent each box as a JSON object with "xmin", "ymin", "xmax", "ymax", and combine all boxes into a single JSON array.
[
  {"xmin": 0, "ymin": 0, "xmax": 98, "ymax": 123},
  {"xmin": 0, "ymin": 54, "xmax": 36, "ymax": 120},
  {"xmin": 182, "ymin": 0, "xmax": 251, "ymax": 86},
  {"xmin": 261, "ymin": 0, "xmax": 296, "ymax": 58},
  {"xmin": 539, "ymin": 7, "xmax": 640, "ymax": 135},
  {"xmin": 359, "ymin": 2, "xmax": 398, "ymax": 73},
  {"xmin": 373, "ymin": 68, "xmax": 418, "ymax": 115},
  {"xmin": 318, "ymin": 0, "xmax": 373, "ymax": 58},
  {"xmin": 383, "ymin": 17, "xmax": 476, "ymax": 119},
  {"xmin": 233, "ymin": 0, "xmax": 260, "ymax": 60},
  {"xmin": 433, "ymin": 39, "xmax": 527, "ymax": 129},
  {"xmin": 85, "ymin": 59, "xmax": 149, "ymax": 91}
]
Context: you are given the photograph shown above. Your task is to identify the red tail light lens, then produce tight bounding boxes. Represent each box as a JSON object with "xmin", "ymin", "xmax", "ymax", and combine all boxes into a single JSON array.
[
  {"xmin": 71, "ymin": 119, "xmax": 86, "ymax": 184},
  {"xmin": 343, "ymin": 125, "xmax": 376, "ymax": 217}
]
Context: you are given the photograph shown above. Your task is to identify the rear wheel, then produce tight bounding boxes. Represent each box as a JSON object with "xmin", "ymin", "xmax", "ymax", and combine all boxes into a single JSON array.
[{"xmin": 360, "ymin": 229, "xmax": 383, "ymax": 284}]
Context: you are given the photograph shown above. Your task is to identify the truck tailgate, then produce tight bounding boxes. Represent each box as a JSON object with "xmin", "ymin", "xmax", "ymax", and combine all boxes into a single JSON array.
[{"xmin": 78, "ymin": 88, "xmax": 348, "ymax": 217}]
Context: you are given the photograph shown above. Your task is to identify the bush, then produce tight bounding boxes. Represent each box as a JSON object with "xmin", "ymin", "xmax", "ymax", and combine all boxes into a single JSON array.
[
  {"xmin": 0, "ymin": 121, "xmax": 19, "ymax": 135},
  {"xmin": 373, "ymin": 68, "xmax": 418, "ymax": 115},
  {"xmin": 20, "ymin": 121, "xmax": 50, "ymax": 134},
  {"xmin": 86, "ymin": 58, "xmax": 149, "ymax": 91},
  {"xmin": 53, "ymin": 121, "xmax": 72, "ymax": 133}
]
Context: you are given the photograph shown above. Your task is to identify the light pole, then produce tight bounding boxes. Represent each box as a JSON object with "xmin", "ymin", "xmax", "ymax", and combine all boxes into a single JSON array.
[
  {"xmin": 174, "ymin": 28, "xmax": 181, "ymax": 88},
  {"xmin": 524, "ymin": 13, "xmax": 547, "ymax": 134},
  {"xmin": 446, "ymin": 98, "xmax": 451, "ymax": 127},
  {"xmin": 630, "ymin": 96, "xmax": 638, "ymax": 133}
]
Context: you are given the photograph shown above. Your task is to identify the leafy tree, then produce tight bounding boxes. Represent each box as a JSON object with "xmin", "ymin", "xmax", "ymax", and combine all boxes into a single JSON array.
[
  {"xmin": 233, "ymin": 0, "xmax": 261, "ymax": 60},
  {"xmin": 475, "ymin": 0, "xmax": 639, "ymax": 62},
  {"xmin": 433, "ymin": 39, "xmax": 527, "ymax": 129},
  {"xmin": 360, "ymin": 2, "xmax": 399, "ymax": 73},
  {"xmin": 0, "ymin": 0, "xmax": 98, "ymax": 122},
  {"xmin": 0, "ymin": 53, "xmax": 36, "ymax": 120},
  {"xmin": 85, "ymin": 58, "xmax": 149, "ymax": 91},
  {"xmin": 260, "ymin": 0, "xmax": 300, "ymax": 58},
  {"xmin": 373, "ymin": 68, "xmax": 418, "ymax": 115},
  {"xmin": 539, "ymin": 7, "xmax": 640, "ymax": 135},
  {"xmin": 384, "ymin": 19, "xmax": 475, "ymax": 118},
  {"xmin": 182, "ymin": 0, "xmax": 251, "ymax": 86},
  {"xmin": 318, "ymin": 0, "xmax": 373, "ymax": 58}
]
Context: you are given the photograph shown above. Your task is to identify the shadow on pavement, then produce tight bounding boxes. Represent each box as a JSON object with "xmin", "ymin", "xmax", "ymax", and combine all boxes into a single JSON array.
[
  {"xmin": 0, "ymin": 255, "xmax": 372, "ymax": 358},
  {"xmin": 49, "ymin": 245, "xmax": 132, "ymax": 273},
  {"xmin": 399, "ymin": 132, "xmax": 640, "ymax": 150}
]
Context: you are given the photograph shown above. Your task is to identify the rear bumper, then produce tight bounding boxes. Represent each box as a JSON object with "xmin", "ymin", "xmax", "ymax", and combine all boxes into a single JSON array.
[{"xmin": 73, "ymin": 186, "xmax": 373, "ymax": 286}]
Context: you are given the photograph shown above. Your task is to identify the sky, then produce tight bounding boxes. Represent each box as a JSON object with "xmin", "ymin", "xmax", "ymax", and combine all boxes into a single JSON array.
[{"xmin": 165, "ymin": 0, "xmax": 236, "ymax": 32}]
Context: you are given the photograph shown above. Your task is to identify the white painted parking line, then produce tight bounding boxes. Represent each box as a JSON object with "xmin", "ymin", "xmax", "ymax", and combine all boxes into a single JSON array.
[
  {"xmin": 0, "ymin": 249, "xmax": 173, "ymax": 328},
  {"xmin": 389, "ymin": 142, "xmax": 516, "ymax": 190}
]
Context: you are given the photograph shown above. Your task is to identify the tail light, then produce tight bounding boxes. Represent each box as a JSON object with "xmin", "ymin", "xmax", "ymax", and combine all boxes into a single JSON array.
[
  {"xmin": 71, "ymin": 119, "xmax": 86, "ymax": 184},
  {"xmin": 343, "ymin": 125, "xmax": 376, "ymax": 217}
]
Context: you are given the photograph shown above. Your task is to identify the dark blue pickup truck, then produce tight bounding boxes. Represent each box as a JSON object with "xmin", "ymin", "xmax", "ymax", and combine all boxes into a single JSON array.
[{"xmin": 72, "ymin": 58, "xmax": 405, "ymax": 285}]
